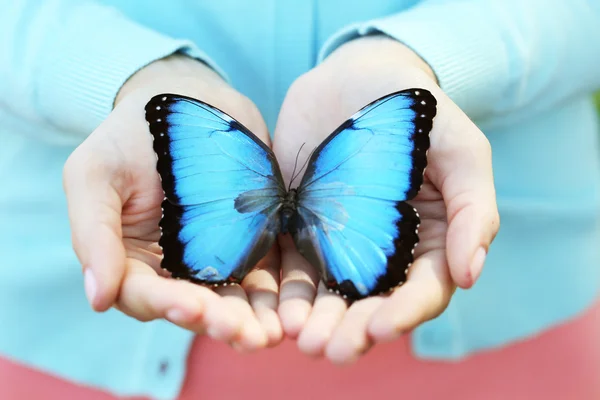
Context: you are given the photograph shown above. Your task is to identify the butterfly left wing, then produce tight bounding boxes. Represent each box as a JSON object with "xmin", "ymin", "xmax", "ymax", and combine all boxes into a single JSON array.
[
  {"xmin": 145, "ymin": 94, "xmax": 285, "ymax": 285},
  {"xmin": 292, "ymin": 89, "xmax": 437, "ymax": 300}
]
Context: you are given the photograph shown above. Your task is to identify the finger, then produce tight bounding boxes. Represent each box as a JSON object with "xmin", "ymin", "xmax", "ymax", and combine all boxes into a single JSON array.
[
  {"xmin": 63, "ymin": 152, "xmax": 126, "ymax": 312},
  {"xmin": 325, "ymin": 296, "xmax": 385, "ymax": 365},
  {"xmin": 211, "ymin": 284, "xmax": 268, "ymax": 352},
  {"xmin": 428, "ymin": 104, "xmax": 500, "ymax": 288},
  {"xmin": 242, "ymin": 246, "xmax": 283, "ymax": 347},
  {"xmin": 408, "ymin": 212, "xmax": 447, "ymax": 259},
  {"xmin": 116, "ymin": 258, "xmax": 221, "ymax": 334},
  {"xmin": 278, "ymin": 235, "xmax": 320, "ymax": 338},
  {"xmin": 297, "ymin": 283, "xmax": 348, "ymax": 357},
  {"xmin": 367, "ymin": 249, "xmax": 454, "ymax": 342},
  {"xmin": 118, "ymin": 262, "xmax": 266, "ymax": 351},
  {"xmin": 123, "ymin": 239, "xmax": 163, "ymax": 272}
]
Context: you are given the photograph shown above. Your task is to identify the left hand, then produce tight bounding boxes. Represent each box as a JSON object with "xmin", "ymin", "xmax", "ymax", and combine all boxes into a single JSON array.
[{"xmin": 272, "ymin": 36, "xmax": 500, "ymax": 364}]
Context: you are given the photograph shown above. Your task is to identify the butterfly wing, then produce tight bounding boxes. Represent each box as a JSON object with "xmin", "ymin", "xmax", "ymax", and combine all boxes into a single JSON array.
[
  {"xmin": 145, "ymin": 94, "xmax": 285, "ymax": 285},
  {"xmin": 292, "ymin": 89, "xmax": 437, "ymax": 300}
]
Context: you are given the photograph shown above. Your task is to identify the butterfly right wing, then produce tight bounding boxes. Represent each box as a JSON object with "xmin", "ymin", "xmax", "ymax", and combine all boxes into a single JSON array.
[
  {"xmin": 145, "ymin": 94, "xmax": 285, "ymax": 284},
  {"xmin": 292, "ymin": 89, "xmax": 436, "ymax": 300}
]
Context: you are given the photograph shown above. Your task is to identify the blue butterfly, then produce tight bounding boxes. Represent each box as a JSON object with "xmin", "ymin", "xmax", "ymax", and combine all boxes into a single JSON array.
[{"xmin": 144, "ymin": 89, "xmax": 436, "ymax": 300}]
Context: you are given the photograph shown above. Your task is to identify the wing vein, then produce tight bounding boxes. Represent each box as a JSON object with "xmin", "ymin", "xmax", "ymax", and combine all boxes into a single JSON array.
[
  {"xmin": 210, "ymin": 137, "xmax": 282, "ymax": 187},
  {"xmin": 171, "ymin": 98, "xmax": 234, "ymax": 123},
  {"xmin": 298, "ymin": 204, "xmax": 388, "ymax": 252},
  {"xmin": 299, "ymin": 134, "xmax": 374, "ymax": 191}
]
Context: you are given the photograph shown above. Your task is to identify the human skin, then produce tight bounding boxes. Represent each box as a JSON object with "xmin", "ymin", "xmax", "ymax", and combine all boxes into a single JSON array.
[{"xmin": 63, "ymin": 36, "xmax": 499, "ymax": 362}]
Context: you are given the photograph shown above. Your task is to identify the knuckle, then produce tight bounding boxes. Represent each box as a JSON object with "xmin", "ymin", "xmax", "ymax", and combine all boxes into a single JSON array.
[
  {"xmin": 63, "ymin": 147, "xmax": 103, "ymax": 185},
  {"xmin": 490, "ymin": 209, "xmax": 501, "ymax": 238},
  {"xmin": 135, "ymin": 315, "xmax": 155, "ymax": 323},
  {"xmin": 70, "ymin": 232, "xmax": 86, "ymax": 262},
  {"xmin": 62, "ymin": 149, "xmax": 85, "ymax": 190},
  {"xmin": 115, "ymin": 303, "xmax": 156, "ymax": 323},
  {"xmin": 477, "ymin": 135, "xmax": 493, "ymax": 157},
  {"xmin": 64, "ymin": 145, "xmax": 124, "ymax": 194}
]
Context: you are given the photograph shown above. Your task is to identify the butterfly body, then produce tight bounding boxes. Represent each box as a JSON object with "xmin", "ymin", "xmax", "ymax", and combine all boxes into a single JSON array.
[
  {"xmin": 275, "ymin": 188, "xmax": 298, "ymax": 235},
  {"xmin": 145, "ymin": 89, "xmax": 437, "ymax": 300}
]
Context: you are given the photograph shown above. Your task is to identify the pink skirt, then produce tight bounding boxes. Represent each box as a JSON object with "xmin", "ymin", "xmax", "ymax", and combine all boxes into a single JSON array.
[{"xmin": 2, "ymin": 299, "xmax": 600, "ymax": 400}]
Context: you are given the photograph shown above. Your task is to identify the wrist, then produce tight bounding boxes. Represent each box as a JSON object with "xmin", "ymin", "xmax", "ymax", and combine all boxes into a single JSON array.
[
  {"xmin": 115, "ymin": 54, "xmax": 227, "ymax": 106},
  {"xmin": 324, "ymin": 35, "xmax": 437, "ymax": 83}
]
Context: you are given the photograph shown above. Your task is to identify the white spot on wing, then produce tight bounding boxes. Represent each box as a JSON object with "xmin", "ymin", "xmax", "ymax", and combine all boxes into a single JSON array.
[{"xmin": 354, "ymin": 283, "xmax": 368, "ymax": 295}]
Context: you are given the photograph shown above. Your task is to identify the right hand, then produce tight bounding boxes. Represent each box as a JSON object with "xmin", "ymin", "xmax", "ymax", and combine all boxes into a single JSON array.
[
  {"xmin": 272, "ymin": 36, "xmax": 500, "ymax": 364},
  {"xmin": 63, "ymin": 55, "xmax": 282, "ymax": 351}
]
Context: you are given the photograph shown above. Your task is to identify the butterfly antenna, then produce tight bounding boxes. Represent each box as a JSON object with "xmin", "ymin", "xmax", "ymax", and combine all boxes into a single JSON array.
[
  {"xmin": 297, "ymin": 147, "xmax": 315, "ymax": 176},
  {"xmin": 288, "ymin": 143, "xmax": 306, "ymax": 191},
  {"xmin": 289, "ymin": 146, "xmax": 316, "ymax": 191}
]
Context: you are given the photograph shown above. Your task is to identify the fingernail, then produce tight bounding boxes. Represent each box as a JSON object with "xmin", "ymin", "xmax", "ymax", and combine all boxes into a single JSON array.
[
  {"xmin": 470, "ymin": 247, "xmax": 487, "ymax": 283},
  {"xmin": 84, "ymin": 269, "xmax": 97, "ymax": 306},
  {"xmin": 206, "ymin": 327, "xmax": 220, "ymax": 340},
  {"xmin": 166, "ymin": 309, "xmax": 187, "ymax": 325}
]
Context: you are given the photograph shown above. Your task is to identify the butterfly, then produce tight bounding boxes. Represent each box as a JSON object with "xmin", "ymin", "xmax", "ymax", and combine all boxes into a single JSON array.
[{"xmin": 144, "ymin": 88, "xmax": 437, "ymax": 301}]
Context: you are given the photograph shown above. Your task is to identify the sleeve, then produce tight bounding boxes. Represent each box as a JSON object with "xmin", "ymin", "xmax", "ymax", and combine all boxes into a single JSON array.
[
  {"xmin": 317, "ymin": 0, "xmax": 600, "ymax": 121},
  {"xmin": 0, "ymin": 0, "xmax": 228, "ymax": 138}
]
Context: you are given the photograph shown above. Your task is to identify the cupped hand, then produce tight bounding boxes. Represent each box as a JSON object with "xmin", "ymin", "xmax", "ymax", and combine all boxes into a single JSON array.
[
  {"xmin": 273, "ymin": 36, "xmax": 500, "ymax": 364},
  {"xmin": 63, "ymin": 55, "xmax": 282, "ymax": 351}
]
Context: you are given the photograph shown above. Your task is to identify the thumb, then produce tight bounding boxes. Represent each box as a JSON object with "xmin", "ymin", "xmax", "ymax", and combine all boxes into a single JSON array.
[
  {"xmin": 429, "ymin": 106, "xmax": 500, "ymax": 289},
  {"xmin": 63, "ymin": 147, "xmax": 126, "ymax": 311}
]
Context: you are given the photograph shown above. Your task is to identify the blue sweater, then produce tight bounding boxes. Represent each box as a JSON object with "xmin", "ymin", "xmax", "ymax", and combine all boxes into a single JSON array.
[{"xmin": 1, "ymin": 0, "xmax": 600, "ymax": 399}]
